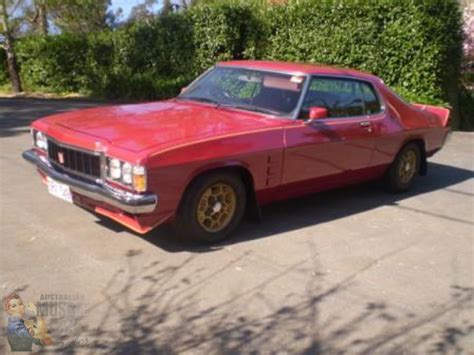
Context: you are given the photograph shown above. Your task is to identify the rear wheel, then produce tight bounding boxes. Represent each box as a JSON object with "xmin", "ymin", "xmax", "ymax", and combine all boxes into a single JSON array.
[
  {"xmin": 175, "ymin": 172, "xmax": 246, "ymax": 243},
  {"xmin": 385, "ymin": 143, "xmax": 421, "ymax": 193}
]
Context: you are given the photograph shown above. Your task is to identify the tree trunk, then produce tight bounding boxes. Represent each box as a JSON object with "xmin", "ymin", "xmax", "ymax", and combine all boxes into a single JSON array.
[
  {"xmin": 0, "ymin": 1, "xmax": 23, "ymax": 93},
  {"xmin": 38, "ymin": 2, "xmax": 48, "ymax": 35},
  {"xmin": 3, "ymin": 33, "xmax": 22, "ymax": 93}
]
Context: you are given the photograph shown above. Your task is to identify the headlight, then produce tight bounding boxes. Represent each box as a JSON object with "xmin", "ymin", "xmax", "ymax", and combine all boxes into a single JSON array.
[
  {"xmin": 33, "ymin": 130, "xmax": 48, "ymax": 151},
  {"xmin": 106, "ymin": 157, "xmax": 147, "ymax": 192},
  {"xmin": 122, "ymin": 163, "xmax": 132, "ymax": 184},
  {"xmin": 109, "ymin": 158, "xmax": 122, "ymax": 180}
]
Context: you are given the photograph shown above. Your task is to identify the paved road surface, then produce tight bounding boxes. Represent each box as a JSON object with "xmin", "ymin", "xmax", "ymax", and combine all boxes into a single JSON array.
[{"xmin": 1, "ymin": 98, "xmax": 473, "ymax": 353}]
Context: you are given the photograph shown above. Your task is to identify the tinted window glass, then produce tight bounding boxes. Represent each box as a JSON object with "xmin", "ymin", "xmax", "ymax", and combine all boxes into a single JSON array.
[
  {"xmin": 210, "ymin": 69, "xmax": 262, "ymax": 100},
  {"xmin": 180, "ymin": 67, "xmax": 306, "ymax": 116},
  {"xmin": 361, "ymin": 82, "xmax": 382, "ymax": 114},
  {"xmin": 300, "ymin": 78, "xmax": 365, "ymax": 119}
]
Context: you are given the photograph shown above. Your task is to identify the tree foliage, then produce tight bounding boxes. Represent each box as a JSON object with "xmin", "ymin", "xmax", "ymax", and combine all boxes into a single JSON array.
[
  {"xmin": 22, "ymin": 0, "xmax": 49, "ymax": 35},
  {"xmin": 129, "ymin": 0, "xmax": 158, "ymax": 23},
  {"xmin": 47, "ymin": 0, "xmax": 113, "ymax": 33}
]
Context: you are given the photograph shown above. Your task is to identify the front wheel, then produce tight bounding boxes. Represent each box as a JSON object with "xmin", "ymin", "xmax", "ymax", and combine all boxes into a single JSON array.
[
  {"xmin": 385, "ymin": 143, "xmax": 421, "ymax": 193},
  {"xmin": 175, "ymin": 172, "xmax": 246, "ymax": 244}
]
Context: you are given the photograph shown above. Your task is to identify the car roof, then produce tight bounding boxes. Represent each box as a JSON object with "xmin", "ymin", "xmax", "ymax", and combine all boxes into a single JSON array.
[{"xmin": 218, "ymin": 60, "xmax": 380, "ymax": 82}]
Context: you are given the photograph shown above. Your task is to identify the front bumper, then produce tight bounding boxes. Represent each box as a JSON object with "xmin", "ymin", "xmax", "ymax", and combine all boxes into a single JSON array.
[{"xmin": 22, "ymin": 149, "xmax": 157, "ymax": 214}]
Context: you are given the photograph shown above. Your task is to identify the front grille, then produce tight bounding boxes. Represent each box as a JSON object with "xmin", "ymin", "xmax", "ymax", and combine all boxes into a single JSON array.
[{"xmin": 47, "ymin": 140, "xmax": 101, "ymax": 179}]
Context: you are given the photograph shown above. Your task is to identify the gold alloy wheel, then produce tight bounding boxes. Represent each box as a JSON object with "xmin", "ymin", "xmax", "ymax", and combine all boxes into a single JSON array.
[
  {"xmin": 196, "ymin": 182, "xmax": 237, "ymax": 232},
  {"xmin": 398, "ymin": 149, "xmax": 417, "ymax": 184}
]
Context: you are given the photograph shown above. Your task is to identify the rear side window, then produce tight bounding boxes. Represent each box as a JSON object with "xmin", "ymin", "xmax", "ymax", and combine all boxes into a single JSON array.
[
  {"xmin": 300, "ymin": 77, "xmax": 382, "ymax": 119},
  {"xmin": 360, "ymin": 82, "xmax": 382, "ymax": 114}
]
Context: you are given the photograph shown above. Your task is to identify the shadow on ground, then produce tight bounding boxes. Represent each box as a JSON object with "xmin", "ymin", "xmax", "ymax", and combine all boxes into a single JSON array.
[
  {"xmin": 41, "ymin": 249, "xmax": 474, "ymax": 354},
  {"xmin": 93, "ymin": 161, "xmax": 473, "ymax": 253},
  {"xmin": 0, "ymin": 98, "xmax": 107, "ymax": 138}
]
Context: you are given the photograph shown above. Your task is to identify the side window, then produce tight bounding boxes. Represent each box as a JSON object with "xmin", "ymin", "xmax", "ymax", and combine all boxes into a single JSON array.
[
  {"xmin": 361, "ymin": 82, "xmax": 382, "ymax": 114},
  {"xmin": 300, "ymin": 77, "xmax": 365, "ymax": 119}
]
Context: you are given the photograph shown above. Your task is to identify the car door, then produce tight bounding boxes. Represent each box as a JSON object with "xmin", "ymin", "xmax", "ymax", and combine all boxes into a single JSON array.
[{"xmin": 283, "ymin": 76, "xmax": 381, "ymax": 187}]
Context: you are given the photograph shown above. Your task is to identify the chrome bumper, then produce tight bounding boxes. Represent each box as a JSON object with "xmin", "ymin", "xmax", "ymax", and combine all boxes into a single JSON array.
[{"xmin": 22, "ymin": 149, "xmax": 157, "ymax": 214}]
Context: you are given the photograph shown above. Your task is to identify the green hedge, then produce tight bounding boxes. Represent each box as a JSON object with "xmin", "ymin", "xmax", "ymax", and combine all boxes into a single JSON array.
[
  {"xmin": 84, "ymin": 15, "xmax": 194, "ymax": 99},
  {"xmin": 16, "ymin": 33, "xmax": 89, "ymax": 92},
  {"xmin": 264, "ymin": 0, "xmax": 463, "ymax": 107},
  {"xmin": 7, "ymin": 0, "xmax": 468, "ymax": 127},
  {"xmin": 189, "ymin": 4, "xmax": 265, "ymax": 73}
]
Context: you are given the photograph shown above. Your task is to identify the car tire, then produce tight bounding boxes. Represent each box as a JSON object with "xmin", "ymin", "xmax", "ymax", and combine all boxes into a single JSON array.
[
  {"xmin": 175, "ymin": 172, "xmax": 247, "ymax": 244},
  {"xmin": 385, "ymin": 143, "xmax": 421, "ymax": 193}
]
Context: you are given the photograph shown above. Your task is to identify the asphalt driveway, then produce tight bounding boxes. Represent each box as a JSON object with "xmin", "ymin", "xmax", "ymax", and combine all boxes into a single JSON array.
[{"xmin": 0, "ymin": 98, "xmax": 473, "ymax": 354}]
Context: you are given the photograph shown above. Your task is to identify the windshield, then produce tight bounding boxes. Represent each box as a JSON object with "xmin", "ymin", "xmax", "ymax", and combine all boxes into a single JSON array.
[{"xmin": 178, "ymin": 67, "xmax": 307, "ymax": 117}]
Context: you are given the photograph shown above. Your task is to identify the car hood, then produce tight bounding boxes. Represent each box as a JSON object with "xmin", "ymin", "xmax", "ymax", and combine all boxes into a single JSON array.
[{"xmin": 43, "ymin": 100, "xmax": 284, "ymax": 152}]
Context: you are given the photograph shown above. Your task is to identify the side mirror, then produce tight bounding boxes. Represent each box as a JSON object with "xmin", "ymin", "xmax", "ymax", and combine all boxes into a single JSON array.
[{"xmin": 309, "ymin": 106, "xmax": 328, "ymax": 120}]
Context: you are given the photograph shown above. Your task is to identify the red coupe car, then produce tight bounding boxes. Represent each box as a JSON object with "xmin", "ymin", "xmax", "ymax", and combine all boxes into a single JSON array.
[{"xmin": 23, "ymin": 61, "xmax": 450, "ymax": 243}]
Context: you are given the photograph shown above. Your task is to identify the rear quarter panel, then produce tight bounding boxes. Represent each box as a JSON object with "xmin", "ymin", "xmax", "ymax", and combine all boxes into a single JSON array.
[{"xmin": 370, "ymin": 83, "xmax": 450, "ymax": 169}]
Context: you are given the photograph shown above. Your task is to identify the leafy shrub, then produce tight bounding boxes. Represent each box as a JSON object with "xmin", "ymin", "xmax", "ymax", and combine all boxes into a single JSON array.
[
  {"xmin": 88, "ymin": 15, "xmax": 195, "ymax": 98},
  {"xmin": 16, "ymin": 33, "xmax": 89, "ymax": 93},
  {"xmin": 189, "ymin": 3, "xmax": 265, "ymax": 73},
  {"xmin": 82, "ymin": 30, "xmax": 116, "ymax": 96}
]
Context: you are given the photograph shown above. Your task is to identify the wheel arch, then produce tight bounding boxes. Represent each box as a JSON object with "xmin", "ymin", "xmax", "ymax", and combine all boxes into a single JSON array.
[
  {"xmin": 178, "ymin": 164, "xmax": 261, "ymax": 222},
  {"xmin": 400, "ymin": 138, "xmax": 427, "ymax": 176}
]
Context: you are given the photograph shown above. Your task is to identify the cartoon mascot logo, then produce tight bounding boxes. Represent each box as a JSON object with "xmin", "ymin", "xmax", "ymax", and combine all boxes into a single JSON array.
[{"xmin": 3, "ymin": 293, "xmax": 53, "ymax": 352}]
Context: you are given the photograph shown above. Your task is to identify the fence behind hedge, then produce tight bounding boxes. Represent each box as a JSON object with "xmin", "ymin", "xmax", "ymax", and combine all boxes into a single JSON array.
[{"xmin": 1, "ymin": 0, "xmax": 469, "ymax": 127}]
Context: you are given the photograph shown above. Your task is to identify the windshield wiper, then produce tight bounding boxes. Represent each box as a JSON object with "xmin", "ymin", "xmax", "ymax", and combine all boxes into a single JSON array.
[
  {"xmin": 177, "ymin": 96, "xmax": 219, "ymax": 105},
  {"xmin": 178, "ymin": 97, "xmax": 283, "ymax": 116},
  {"xmin": 219, "ymin": 103, "xmax": 282, "ymax": 116}
]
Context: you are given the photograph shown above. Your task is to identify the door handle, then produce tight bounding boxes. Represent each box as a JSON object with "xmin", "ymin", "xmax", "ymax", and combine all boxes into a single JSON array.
[{"xmin": 359, "ymin": 121, "xmax": 373, "ymax": 132}]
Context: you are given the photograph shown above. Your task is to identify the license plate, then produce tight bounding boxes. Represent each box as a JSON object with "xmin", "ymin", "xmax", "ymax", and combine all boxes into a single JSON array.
[{"xmin": 47, "ymin": 177, "xmax": 73, "ymax": 203}]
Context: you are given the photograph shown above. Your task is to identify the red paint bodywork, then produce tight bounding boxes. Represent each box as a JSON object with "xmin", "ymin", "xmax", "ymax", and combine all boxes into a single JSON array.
[{"xmin": 30, "ymin": 61, "xmax": 450, "ymax": 234}]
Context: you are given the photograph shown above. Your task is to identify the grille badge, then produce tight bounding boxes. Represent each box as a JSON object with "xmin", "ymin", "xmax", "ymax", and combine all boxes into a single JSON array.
[{"xmin": 58, "ymin": 151, "xmax": 65, "ymax": 164}]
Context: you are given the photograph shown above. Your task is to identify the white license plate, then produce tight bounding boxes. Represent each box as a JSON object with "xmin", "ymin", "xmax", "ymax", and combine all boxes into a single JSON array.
[{"xmin": 47, "ymin": 177, "xmax": 73, "ymax": 203}]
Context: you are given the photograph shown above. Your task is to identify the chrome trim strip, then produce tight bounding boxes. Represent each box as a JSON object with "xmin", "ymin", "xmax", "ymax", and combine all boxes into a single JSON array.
[
  {"xmin": 100, "ymin": 154, "xmax": 107, "ymax": 181},
  {"xmin": 22, "ymin": 150, "xmax": 157, "ymax": 214},
  {"xmin": 292, "ymin": 74, "xmax": 312, "ymax": 120},
  {"xmin": 215, "ymin": 63, "xmax": 308, "ymax": 77},
  {"xmin": 46, "ymin": 136, "xmax": 102, "ymax": 156},
  {"xmin": 48, "ymin": 160, "xmax": 102, "ymax": 183}
]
